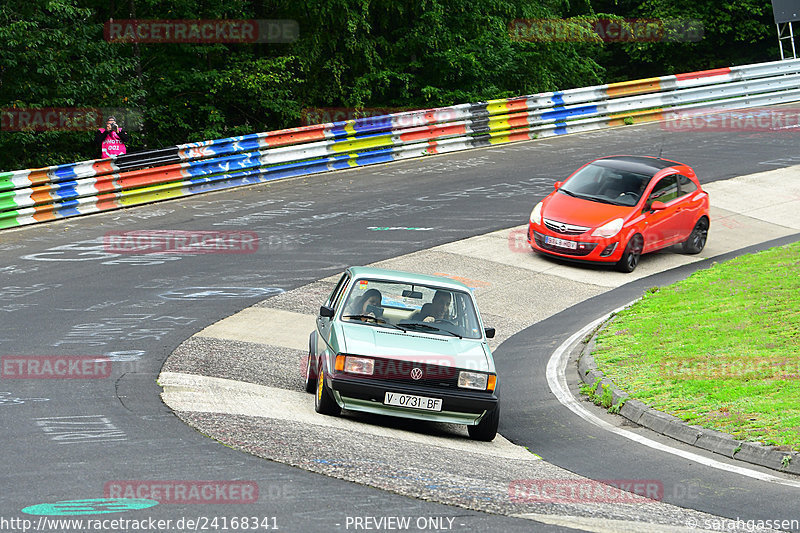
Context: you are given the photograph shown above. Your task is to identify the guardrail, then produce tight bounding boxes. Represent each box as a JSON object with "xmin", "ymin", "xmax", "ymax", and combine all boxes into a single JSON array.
[{"xmin": 3, "ymin": 58, "xmax": 800, "ymax": 230}]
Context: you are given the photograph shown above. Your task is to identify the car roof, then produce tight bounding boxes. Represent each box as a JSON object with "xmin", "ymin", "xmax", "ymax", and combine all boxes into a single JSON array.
[
  {"xmin": 346, "ymin": 266, "xmax": 471, "ymax": 292},
  {"xmin": 591, "ymin": 155, "xmax": 684, "ymax": 176}
]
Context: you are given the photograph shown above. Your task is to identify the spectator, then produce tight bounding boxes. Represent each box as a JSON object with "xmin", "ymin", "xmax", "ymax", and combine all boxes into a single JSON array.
[{"xmin": 95, "ymin": 116, "xmax": 129, "ymax": 159}]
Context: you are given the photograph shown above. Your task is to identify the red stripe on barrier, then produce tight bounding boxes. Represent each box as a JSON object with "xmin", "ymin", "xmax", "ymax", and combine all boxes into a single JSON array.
[
  {"xmin": 96, "ymin": 193, "xmax": 120, "ymax": 211},
  {"xmin": 115, "ymin": 165, "xmax": 186, "ymax": 189},
  {"xmin": 675, "ymin": 67, "xmax": 732, "ymax": 81},
  {"xmin": 398, "ymin": 124, "xmax": 469, "ymax": 142},
  {"xmin": 92, "ymin": 160, "xmax": 117, "ymax": 175},
  {"xmin": 260, "ymin": 125, "xmax": 327, "ymax": 147},
  {"xmin": 94, "ymin": 174, "xmax": 119, "ymax": 193}
]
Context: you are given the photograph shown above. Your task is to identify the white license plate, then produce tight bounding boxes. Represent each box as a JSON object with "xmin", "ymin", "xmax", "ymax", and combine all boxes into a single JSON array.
[
  {"xmin": 384, "ymin": 392, "xmax": 442, "ymax": 412},
  {"xmin": 545, "ymin": 235, "xmax": 578, "ymax": 250}
]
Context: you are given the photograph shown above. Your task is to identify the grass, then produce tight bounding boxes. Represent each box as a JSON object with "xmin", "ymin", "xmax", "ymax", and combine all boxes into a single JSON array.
[{"xmin": 592, "ymin": 241, "xmax": 800, "ymax": 452}]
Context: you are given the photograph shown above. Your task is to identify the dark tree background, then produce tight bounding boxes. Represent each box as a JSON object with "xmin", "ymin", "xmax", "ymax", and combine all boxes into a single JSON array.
[{"xmin": 0, "ymin": 0, "xmax": 779, "ymax": 171}]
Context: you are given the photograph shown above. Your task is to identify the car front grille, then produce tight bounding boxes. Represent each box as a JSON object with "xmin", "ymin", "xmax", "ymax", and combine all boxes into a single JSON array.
[
  {"xmin": 543, "ymin": 218, "xmax": 590, "ymax": 235},
  {"xmin": 533, "ymin": 232, "xmax": 597, "ymax": 256},
  {"xmin": 367, "ymin": 357, "xmax": 461, "ymax": 388}
]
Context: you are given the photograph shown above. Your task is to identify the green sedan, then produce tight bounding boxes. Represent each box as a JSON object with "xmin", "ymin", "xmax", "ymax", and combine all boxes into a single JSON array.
[{"xmin": 305, "ymin": 266, "xmax": 500, "ymax": 441}]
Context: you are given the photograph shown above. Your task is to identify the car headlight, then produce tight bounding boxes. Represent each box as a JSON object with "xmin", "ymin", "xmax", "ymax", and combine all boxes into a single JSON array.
[
  {"xmin": 343, "ymin": 356, "xmax": 374, "ymax": 375},
  {"xmin": 529, "ymin": 202, "xmax": 543, "ymax": 225},
  {"xmin": 458, "ymin": 371, "xmax": 489, "ymax": 390},
  {"xmin": 591, "ymin": 218, "xmax": 623, "ymax": 238}
]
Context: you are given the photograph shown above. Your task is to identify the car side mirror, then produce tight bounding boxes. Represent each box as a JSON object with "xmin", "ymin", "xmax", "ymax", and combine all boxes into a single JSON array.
[
  {"xmin": 650, "ymin": 201, "xmax": 666, "ymax": 211},
  {"xmin": 319, "ymin": 305, "xmax": 335, "ymax": 318},
  {"xmin": 554, "ymin": 181, "xmax": 562, "ymax": 190},
  {"xmin": 484, "ymin": 327, "xmax": 496, "ymax": 339}
]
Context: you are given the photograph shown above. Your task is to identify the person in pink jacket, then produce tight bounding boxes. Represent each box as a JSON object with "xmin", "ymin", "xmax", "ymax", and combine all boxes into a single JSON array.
[{"xmin": 94, "ymin": 116, "xmax": 130, "ymax": 159}]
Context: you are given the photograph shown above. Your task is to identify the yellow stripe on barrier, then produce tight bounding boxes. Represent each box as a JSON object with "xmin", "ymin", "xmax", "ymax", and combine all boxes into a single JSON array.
[
  {"xmin": 329, "ymin": 134, "xmax": 393, "ymax": 153},
  {"xmin": 607, "ymin": 78, "xmax": 662, "ymax": 98},
  {"xmin": 118, "ymin": 181, "xmax": 186, "ymax": 206}
]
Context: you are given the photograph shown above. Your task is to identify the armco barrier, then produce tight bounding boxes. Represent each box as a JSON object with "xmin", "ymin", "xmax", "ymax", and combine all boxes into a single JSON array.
[{"xmin": 3, "ymin": 58, "xmax": 800, "ymax": 230}]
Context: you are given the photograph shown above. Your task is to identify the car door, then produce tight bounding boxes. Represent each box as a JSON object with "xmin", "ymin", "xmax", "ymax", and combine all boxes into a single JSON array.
[
  {"xmin": 641, "ymin": 175, "xmax": 680, "ymax": 251},
  {"xmin": 316, "ymin": 273, "xmax": 350, "ymax": 359},
  {"xmin": 673, "ymin": 174, "xmax": 703, "ymax": 240}
]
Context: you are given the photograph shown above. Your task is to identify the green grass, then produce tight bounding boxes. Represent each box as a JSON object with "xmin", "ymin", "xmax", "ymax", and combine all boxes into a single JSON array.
[{"xmin": 592, "ymin": 241, "xmax": 800, "ymax": 451}]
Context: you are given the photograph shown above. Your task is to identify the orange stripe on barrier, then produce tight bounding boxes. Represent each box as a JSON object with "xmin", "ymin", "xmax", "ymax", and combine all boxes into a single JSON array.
[
  {"xmin": 27, "ymin": 169, "xmax": 52, "ymax": 186},
  {"xmin": 30, "ymin": 186, "xmax": 54, "ymax": 206},
  {"xmin": 32, "ymin": 207, "xmax": 57, "ymax": 222},
  {"xmin": 606, "ymin": 78, "xmax": 662, "ymax": 98}
]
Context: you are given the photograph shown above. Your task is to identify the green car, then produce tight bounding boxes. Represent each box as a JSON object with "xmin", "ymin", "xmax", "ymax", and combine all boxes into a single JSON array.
[{"xmin": 305, "ymin": 266, "xmax": 500, "ymax": 441}]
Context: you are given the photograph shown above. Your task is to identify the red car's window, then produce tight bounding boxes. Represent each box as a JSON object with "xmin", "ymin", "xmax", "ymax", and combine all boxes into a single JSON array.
[
  {"xmin": 677, "ymin": 175, "xmax": 698, "ymax": 196},
  {"xmin": 646, "ymin": 176, "xmax": 679, "ymax": 207}
]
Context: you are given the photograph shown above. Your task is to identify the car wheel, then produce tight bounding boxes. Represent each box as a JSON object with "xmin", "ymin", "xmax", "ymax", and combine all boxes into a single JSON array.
[
  {"xmin": 681, "ymin": 217, "xmax": 709, "ymax": 255},
  {"xmin": 467, "ymin": 403, "xmax": 500, "ymax": 442},
  {"xmin": 314, "ymin": 358, "xmax": 341, "ymax": 416},
  {"xmin": 615, "ymin": 234, "xmax": 643, "ymax": 273},
  {"xmin": 303, "ymin": 351, "xmax": 316, "ymax": 393}
]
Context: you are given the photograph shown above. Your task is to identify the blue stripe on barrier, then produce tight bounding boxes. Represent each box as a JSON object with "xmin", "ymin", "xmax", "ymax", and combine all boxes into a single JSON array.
[
  {"xmin": 541, "ymin": 105, "xmax": 597, "ymax": 122},
  {"xmin": 53, "ymin": 181, "xmax": 79, "ymax": 200},
  {"xmin": 51, "ymin": 163, "xmax": 83, "ymax": 181},
  {"xmin": 551, "ymin": 93, "xmax": 565, "ymax": 106},
  {"xmin": 554, "ymin": 124, "xmax": 568, "ymax": 135}
]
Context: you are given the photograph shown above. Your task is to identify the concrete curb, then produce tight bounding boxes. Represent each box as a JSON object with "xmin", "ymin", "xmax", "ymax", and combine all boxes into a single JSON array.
[{"xmin": 575, "ymin": 319, "xmax": 800, "ymax": 476}]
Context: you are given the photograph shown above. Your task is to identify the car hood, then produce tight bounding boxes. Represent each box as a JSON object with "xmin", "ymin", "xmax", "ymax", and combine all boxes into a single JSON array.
[
  {"xmin": 543, "ymin": 192, "xmax": 632, "ymax": 227},
  {"xmin": 337, "ymin": 322, "xmax": 493, "ymax": 372}
]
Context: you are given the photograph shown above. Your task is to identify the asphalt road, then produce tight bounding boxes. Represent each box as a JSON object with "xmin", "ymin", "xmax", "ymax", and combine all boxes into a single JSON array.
[{"xmin": 1, "ymin": 115, "xmax": 799, "ymax": 532}]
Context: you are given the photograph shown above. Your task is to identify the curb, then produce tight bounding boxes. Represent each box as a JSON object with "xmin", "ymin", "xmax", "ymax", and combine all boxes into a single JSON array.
[{"xmin": 575, "ymin": 319, "xmax": 800, "ymax": 476}]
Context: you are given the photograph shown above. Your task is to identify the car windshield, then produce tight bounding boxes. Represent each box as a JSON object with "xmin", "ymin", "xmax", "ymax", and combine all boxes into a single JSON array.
[
  {"xmin": 559, "ymin": 162, "xmax": 652, "ymax": 207},
  {"xmin": 341, "ymin": 279, "xmax": 483, "ymax": 339}
]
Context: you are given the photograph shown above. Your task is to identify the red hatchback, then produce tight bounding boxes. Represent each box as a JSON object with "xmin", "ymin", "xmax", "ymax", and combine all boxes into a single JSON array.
[{"xmin": 528, "ymin": 156, "xmax": 710, "ymax": 272}]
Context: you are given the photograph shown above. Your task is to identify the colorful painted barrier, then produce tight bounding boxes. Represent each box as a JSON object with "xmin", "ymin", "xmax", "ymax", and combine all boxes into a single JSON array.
[{"xmin": 3, "ymin": 58, "xmax": 800, "ymax": 230}]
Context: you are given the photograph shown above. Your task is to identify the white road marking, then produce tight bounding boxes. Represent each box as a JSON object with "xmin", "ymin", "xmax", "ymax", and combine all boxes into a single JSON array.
[
  {"xmin": 159, "ymin": 371, "xmax": 537, "ymax": 461},
  {"xmin": 195, "ymin": 307, "xmax": 316, "ymax": 350},
  {"xmin": 545, "ymin": 306, "xmax": 800, "ymax": 489}
]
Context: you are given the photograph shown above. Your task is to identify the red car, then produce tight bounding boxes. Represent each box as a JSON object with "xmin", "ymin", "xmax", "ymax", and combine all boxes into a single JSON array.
[{"xmin": 528, "ymin": 155, "xmax": 709, "ymax": 272}]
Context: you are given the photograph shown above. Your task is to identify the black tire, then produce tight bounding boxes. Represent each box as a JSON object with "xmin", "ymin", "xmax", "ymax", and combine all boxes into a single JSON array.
[
  {"xmin": 303, "ymin": 352, "xmax": 316, "ymax": 393},
  {"xmin": 681, "ymin": 217, "xmax": 709, "ymax": 255},
  {"xmin": 615, "ymin": 234, "xmax": 643, "ymax": 273},
  {"xmin": 304, "ymin": 334, "xmax": 317, "ymax": 393},
  {"xmin": 314, "ymin": 359, "xmax": 341, "ymax": 416},
  {"xmin": 468, "ymin": 403, "xmax": 500, "ymax": 441}
]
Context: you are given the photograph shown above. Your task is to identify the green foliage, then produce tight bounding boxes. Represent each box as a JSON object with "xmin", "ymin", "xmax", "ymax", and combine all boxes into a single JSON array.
[
  {"xmin": 587, "ymin": 0, "xmax": 777, "ymax": 80},
  {"xmin": 0, "ymin": 0, "xmax": 783, "ymax": 170}
]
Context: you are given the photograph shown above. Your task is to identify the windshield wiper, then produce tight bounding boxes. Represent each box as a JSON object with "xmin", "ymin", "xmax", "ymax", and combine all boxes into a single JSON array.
[
  {"xmin": 558, "ymin": 188, "xmax": 580, "ymax": 198},
  {"xmin": 399, "ymin": 322, "xmax": 462, "ymax": 338},
  {"xmin": 576, "ymin": 195, "xmax": 618, "ymax": 205},
  {"xmin": 343, "ymin": 315, "xmax": 406, "ymax": 331}
]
